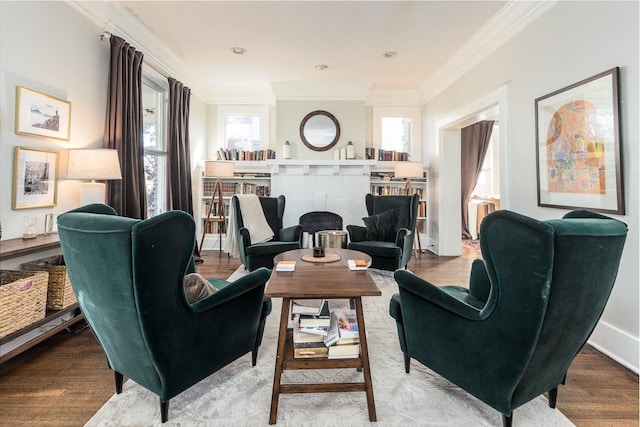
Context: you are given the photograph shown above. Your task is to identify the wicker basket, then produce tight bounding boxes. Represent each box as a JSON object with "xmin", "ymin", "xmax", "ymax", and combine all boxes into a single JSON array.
[
  {"xmin": 0, "ymin": 270, "xmax": 49, "ymax": 339},
  {"xmin": 22, "ymin": 255, "xmax": 77, "ymax": 310}
]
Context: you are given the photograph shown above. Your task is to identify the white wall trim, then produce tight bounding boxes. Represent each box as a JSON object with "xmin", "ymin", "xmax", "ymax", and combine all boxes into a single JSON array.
[
  {"xmin": 588, "ymin": 320, "xmax": 640, "ymax": 374},
  {"xmin": 421, "ymin": 1, "xmax": 557, "ymax": 102}
]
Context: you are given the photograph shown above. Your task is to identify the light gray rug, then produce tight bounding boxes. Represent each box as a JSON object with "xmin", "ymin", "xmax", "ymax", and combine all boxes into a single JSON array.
[{"xmin": 86, "ymin": 268, "xmax": 573, "ymax": 426}]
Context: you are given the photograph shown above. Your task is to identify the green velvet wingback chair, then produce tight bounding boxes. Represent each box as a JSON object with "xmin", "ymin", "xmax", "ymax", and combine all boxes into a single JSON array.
[
  {"xmin": 57, "ymin": 204, "xmax": 272, "ymax": 423},
  {"xmin": 389, "ymin": 209, "xmax": 627, "ymax": 426},
  {"xmin": 231, "ymin": 195, "xmax": 302, "ymax": 271},
  {"xmin": 347, "ymin": 193, "xmax": 419, "ymax": 270}
]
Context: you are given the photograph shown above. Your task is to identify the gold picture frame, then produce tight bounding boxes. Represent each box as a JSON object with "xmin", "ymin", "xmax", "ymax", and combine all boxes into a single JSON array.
[
  {"xmin": 12, "ymin": 146, "xmax": 59, "ymax": 210},
  {"xmin": 15, "ymin": 86, "xmax": 71, "ymax": 140}
]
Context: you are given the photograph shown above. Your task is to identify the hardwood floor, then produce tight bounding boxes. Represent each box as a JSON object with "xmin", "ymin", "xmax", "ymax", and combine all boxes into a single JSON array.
[{"xmin": 0, "ymin": 249, "xmax": 637, "ymax": 426}]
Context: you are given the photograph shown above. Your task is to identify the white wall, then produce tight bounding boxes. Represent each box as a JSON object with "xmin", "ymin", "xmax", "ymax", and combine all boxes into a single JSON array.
[
  {"xmin": 275, "ymin": 100, "xmax": 366, "ymax": 160},
  {"xmin": 0, "ymin": 2, "xmax": 109, "ymax": 239},
  {"xmin": 423, "ymin": 1, "xmax": 639, "ymax": 371}
]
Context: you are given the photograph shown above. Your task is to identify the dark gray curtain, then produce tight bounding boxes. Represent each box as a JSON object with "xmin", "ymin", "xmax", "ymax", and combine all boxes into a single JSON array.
[
  {"xmin": 103, "ymin": 35, "xmax": 146, "ymax": 219},
  {"xmin": 461, "ymin": 120, "xmax": 494, "ymax": 239},
  {"xmin": 167, "ymin": 78, "xmax": 194, "ymax": 215}
]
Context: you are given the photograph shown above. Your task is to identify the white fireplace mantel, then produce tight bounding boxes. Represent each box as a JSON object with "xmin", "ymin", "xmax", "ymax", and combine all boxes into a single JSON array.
[{"xmin": 265, "ymin": 159, "xmax": 378, "ymax": 176}]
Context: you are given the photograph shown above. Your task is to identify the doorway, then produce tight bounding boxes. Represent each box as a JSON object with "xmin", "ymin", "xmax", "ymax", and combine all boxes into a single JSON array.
[{"xmin": 433, "ymin": 84, "xmax": 509, "ymax": 256}]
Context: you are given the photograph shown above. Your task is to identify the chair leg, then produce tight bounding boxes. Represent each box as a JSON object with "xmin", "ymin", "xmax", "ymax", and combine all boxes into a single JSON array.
[
  {"xmin": 160, "ymin": 399, "xmax": 169, "ymax": 423},
  {"xmin": 404, "ymin": 353, "xmax": 410, "ymax": 373},
  {"xmin": 252, "ymin": 348, "xmax": 258, "ymax": 367},
  {"xmin": 548, "ymin": 386, "xmax": 558, "ymax": 408},
  {"xmin": 114, "ymin": 371, "xmax": 124, "ymax": 394},
  {"xmin": 502, "ymin": 413, "xmax": 512, "ymax": 427}
]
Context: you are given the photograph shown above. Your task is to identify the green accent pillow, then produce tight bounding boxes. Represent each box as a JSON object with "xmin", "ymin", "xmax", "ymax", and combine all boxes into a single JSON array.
[{"xmin": 363, "ymin": 209, "xmax": 396, "ymax": 242}]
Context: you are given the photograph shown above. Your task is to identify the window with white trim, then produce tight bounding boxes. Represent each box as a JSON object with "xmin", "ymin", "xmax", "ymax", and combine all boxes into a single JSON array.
[
  {"xmin": 372, "ymin": 106, "xmax": 422, "ymax": 158},
  {"xmin": 142, "ymin": 77, "xmax": 168, "ymax": 218}
]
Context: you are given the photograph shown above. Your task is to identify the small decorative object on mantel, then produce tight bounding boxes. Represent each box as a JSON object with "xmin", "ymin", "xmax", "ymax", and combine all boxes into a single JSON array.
[
  {"xmin": 22, "ymin": 215, "xmax": 38, "ymax": 239},
  {"xmin": 283, "ymin": 140, "xmax": 291, "ymax": 159},
  {"xmin": 346, "ymin": 141, "xmax": 355, "ymax": 159}
]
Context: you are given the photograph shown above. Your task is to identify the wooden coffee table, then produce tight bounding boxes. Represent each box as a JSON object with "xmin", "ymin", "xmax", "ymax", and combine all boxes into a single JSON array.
[{"xmin": 265, "ymin": 248, "xmax": 381, "ymax": 424}]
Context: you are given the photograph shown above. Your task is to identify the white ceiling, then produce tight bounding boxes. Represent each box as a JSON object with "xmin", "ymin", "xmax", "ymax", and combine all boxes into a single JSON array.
[{"xmin": 73, "ymin": 1, "xmax": 552, "ymax": 103}]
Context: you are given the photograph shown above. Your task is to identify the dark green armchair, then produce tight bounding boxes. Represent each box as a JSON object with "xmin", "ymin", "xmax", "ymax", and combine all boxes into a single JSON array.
[
  {"xmin": 231, "ymin": 195, "xmax": 302, "ymax": 271},
  {"xmin": 389, "ymin": 209, "xmax": 627, "ymax": 426},
  {"xmin": 347, "ymin": 193, "xmax": 419, "ymax": 270},
  {"xmin": 57, "ymin": 204, "xmax": 272, "ymax": 423}
]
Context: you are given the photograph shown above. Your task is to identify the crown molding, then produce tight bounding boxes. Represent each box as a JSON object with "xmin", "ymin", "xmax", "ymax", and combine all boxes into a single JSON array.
[
  {"xmin": 420, "ymin": 0, "xmax": 558, "ymax": 104},
  {"xmin": 66, "ymin": 1, "xmax": 207, "ymax": 97}
]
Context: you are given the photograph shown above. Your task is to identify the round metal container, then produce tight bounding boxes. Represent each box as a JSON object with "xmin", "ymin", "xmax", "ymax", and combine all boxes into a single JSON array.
[{"xmin": 317, "ymin": 230, "xmax": 348, "ymax": 249}]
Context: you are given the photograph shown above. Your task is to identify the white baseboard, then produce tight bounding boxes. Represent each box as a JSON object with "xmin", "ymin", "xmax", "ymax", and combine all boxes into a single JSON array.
[{"xmin": 588, "ymin": 320, "xmax": 639, "ymax": 374}]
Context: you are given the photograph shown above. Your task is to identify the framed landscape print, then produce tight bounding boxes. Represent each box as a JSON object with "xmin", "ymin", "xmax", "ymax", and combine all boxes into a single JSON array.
[
  {"xmin": 12, "ymin": 146, "xmax": 59, "ymax": 209},
  {"xmin": 535, "ymin": 67, "xmax": 624, "ymax": 215},
  {"xmin": 15, "ymin": 86, "xmax": 71, "ymax": 140}
]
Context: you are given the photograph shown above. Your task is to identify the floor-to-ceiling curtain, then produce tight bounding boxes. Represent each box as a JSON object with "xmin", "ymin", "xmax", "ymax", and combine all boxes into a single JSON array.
[
  {"xmin": 103, "ymin": 35, "xmax": 146, "ymax": 219},
  {"xmin": 461, "ymin": 120, "xmax": 494, "ymax": 239},
  {"xmin": 167, "ymin": 78, "xmax": 193, "ymax": 215}
]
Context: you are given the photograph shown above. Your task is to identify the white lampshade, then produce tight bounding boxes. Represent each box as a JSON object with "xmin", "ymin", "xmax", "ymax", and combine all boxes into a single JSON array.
[
  {"xmin": 67, "ymin": 149, "xmax": 122, "ymax": 205},
  {"xmin": 394, "ymin": 161, "xmax": 424, "ymax": 179},
  {"xmin": 204, "ymin": 161, "xmax": 235, "ymax": 178}
]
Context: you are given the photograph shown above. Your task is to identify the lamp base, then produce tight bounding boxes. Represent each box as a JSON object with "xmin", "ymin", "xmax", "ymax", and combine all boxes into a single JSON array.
[{"xmin": 80, "ymin": 181, "xmax": 106, "ymax": 205}]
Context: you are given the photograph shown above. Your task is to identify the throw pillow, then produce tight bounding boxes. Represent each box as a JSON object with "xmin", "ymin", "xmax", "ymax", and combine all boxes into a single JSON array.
[
  {"xmin": 184, "ymin": 273, "xmax": 217, "ymax": 303},
  {"xmin": 363, "ymin": 209, "xmax": 397, "ymax": 242}
]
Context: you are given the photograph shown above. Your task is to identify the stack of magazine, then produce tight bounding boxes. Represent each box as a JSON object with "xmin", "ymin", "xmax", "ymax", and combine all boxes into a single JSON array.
[{"xmin": 292, "ymin": 301, "xmax": 360, "ymax": 359}]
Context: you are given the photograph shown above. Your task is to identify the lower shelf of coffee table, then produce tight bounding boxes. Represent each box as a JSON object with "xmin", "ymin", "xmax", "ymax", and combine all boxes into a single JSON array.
[{"xmin": 282, "ymin": 329, "xmax": 362, "ymax": 370}]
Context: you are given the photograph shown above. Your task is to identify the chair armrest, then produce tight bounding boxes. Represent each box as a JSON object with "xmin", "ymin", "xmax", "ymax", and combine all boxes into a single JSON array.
[
  {"xmin": 279, "ymin": 224, "xmax": 302, "ymax": 242},
  {"xmin": 468, "ymin": 259, "xmax": 491, "ymax": 302},
  {"xmin": 394, "ymin": 269, "xmax": 483, "ymax": 321},
  {"xmin": 347, "ymin": 225, "xmax": 367, "ymax": 242},
  {"xmin": 239, "ymin": 227, "xmax": 252, "ymax": 246},
  {"xmin": 189, "ymin": 268, "xmax": 270, "ymax": 312},
  {"xmin": 396, "ymin": 228, "xmax": 413, "ymax": 267}
]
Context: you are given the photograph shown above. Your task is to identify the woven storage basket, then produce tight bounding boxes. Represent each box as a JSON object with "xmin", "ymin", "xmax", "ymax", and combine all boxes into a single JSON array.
[
  {"xmin": 22, "ymin": 255, "xmax": 77, "ymax": 310},
  {"xmin": 0, "ymin": 270, "xmax": 48, "ymax": 339}
]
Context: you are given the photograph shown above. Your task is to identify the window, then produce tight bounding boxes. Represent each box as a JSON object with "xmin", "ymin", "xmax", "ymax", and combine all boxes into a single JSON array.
[
  {"xmin": 142, "ymin": 78, "xmax": 167, "ymax": 218},
  {"xmin": 373, "ymin": 106, "xmax": 422, "ymax": 157},
  {"xmin": 217, "ymin": 106, "xmax": 269, "ymax": 153}
]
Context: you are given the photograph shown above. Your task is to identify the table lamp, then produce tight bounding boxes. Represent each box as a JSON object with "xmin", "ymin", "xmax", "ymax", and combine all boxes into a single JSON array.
[
  {"xmin": 394, "ymin": 161, "xmax": 423, "ymax": 195},
  {"xmin": 66, "ymin": 149, "xmax": 122, "ymax": 205},
  {"xmin": 200, "ymin": 161, "xmax": 235, "ymax": 252}
]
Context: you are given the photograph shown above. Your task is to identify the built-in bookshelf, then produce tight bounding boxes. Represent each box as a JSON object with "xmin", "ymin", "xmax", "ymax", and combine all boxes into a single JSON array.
[
  {"xmin": 369, "ymin": 166, "xmax": 428, "ymax": 252},
  {"xmin": 199, "ymin": 171, "xmax": 272, "ymax": 251}
]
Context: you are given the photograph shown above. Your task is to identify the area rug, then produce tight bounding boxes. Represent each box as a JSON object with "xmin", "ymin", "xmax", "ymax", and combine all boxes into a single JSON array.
[{"xmin": 86, "ymin": 268, "xmax": 573, "ymax": 426}]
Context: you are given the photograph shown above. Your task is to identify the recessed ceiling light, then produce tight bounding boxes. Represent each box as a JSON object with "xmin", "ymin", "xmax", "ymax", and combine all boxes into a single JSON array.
[
  {"xmin": 231, "ymin": 47, "xmax": 246, "ymax": 55},
  {"xmin": 315, "ymin": 64, "xmax": 328, "ymax": 71},
  {"xmin": 383, "ymin": 51, "xmax": 398, "ymax": 58}
]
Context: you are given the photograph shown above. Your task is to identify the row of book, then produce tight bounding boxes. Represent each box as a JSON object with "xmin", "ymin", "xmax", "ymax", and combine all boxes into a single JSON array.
[
  {"xmin": 370, "ymin": 185, "xmax": 424, "ymax": 198},
  {"xmin": 217, "ymin": 148, "xmax": 276, "ymax": 161},
  {"xmin": 203, "ymin": 182, "xmax": 271, "ymax": 198},
  {"xmin": 292, "ymin": 300, "xmax": 360, "ymax": 359},
  {"xmin": 365, "ymin": 148, "xmax": 411, "ymax": 162}
]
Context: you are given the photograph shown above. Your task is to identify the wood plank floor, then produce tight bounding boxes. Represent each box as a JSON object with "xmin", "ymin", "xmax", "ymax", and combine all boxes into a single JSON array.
[{"xmin": 0, "ymin": 249, "xmax": 637, "ymax": 426}]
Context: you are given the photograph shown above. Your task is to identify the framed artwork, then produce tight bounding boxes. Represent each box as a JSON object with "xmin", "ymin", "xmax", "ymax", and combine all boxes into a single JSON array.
[
  {"xmin": 15, "ymin": 86, "xmax": 71, "ymax": 140},
  {"xmin": 12, "ymin": 146, "xmax": 59, "ymax": 210},
  {"xmin": 535, "ymin": 67, "xmax": 624, "ymax": 214}
]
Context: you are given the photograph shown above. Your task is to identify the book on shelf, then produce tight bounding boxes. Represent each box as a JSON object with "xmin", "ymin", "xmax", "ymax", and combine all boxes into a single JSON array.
[
  {"xmin": 328, "ymin": 343, "xmax": 360, "ymax": 359},
  {"xmin": 298, "ymin": 300, "xmax": 330, "ymax": 327},
  {"xmin": 324, "ymin": 311, "xmax": 361, "ymax": 347},
  {"xmin": 294, "ymin": 314, "xmax": 329, "ymax": 336},
  {"xmin": 335, "ymin": 309, "xmax": 359, "ymax": 339},
  {"xmin": 291, "ymin": 299, "xmax": 326, "ymax": 315},
  {"xmin": 348, "ymin": 259, "xmax": 368, "ymax": 271},
  {"xmin": 293, "ymin": 341, "xmax": 328, "ymax": 358},
  {"xmin": 276, "ymin": 260, "xmax": 296, "ymax": 271}
]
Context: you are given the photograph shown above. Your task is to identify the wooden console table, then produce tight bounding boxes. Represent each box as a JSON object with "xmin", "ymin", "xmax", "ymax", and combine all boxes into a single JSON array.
[
  {"xmin": 0, "ymin": 234, "xmax": 85, "ymax": 364},
  {"xmin": 266, "ymin": 249, "xmax": 380, "ymax": 424}
]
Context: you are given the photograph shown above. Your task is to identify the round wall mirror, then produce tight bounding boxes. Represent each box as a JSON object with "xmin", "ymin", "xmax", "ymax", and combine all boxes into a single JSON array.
[{"xmin": 299, "ymin": 110, "xmax": 340, "ymax": 151}]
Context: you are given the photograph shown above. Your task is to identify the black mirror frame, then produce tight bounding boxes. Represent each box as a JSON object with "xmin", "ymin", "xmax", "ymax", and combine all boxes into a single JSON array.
[{"xmin": 299, "ymin": 110, "xmax": 341, "ymax": 152}]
